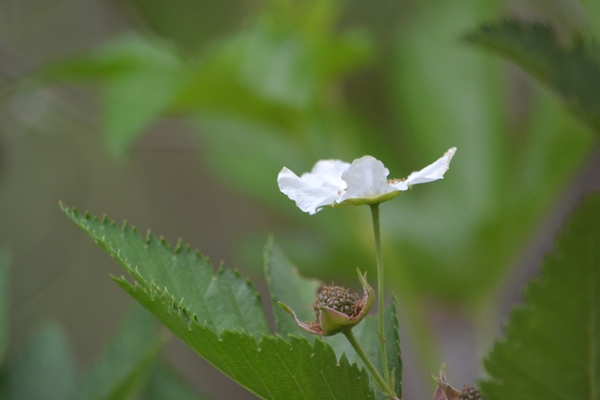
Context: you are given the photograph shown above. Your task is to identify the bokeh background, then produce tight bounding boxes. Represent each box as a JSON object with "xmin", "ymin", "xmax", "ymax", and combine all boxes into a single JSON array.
[{"xmin": 1, "ymin": 0, "xmax": 599, "ymax": 398}]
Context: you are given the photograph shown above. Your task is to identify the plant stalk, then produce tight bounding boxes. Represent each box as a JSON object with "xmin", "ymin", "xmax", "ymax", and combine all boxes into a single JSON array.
[
  {"xmin": 370, "ymin": 203, "xmax": 391, "ymax": 387},
  {"xmin": 343, "ymin": 329, "xmax": 394, "ymax": 397}
]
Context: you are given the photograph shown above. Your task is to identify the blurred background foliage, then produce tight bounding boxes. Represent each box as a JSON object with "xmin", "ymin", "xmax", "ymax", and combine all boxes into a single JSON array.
[
  {"xmin": 1, "ymin": 0, "xmax": 599, "ymax": 398},
  {"xmin": 0, "ymin": 254, "xmax": 208, "ymax": 400}
]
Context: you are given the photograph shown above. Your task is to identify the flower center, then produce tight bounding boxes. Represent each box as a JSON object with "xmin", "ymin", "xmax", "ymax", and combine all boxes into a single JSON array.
[{"xmin": 315, "ymin": 284, "xmax": 360, "ymax": 317}]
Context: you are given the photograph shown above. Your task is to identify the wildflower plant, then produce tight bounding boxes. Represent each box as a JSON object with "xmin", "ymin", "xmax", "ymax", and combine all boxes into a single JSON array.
[
  {"xmin": 41, "ymin": 3, "xmax": 600, "ymax": 398},
  {"xmin": 60, "ymin": 152, "xmax": 600, "ymax": 400},
  {"xmin": 58, "ymin": 147, "xmax": 459, "ymax": 400},
  {"xmin": 277, "ymin": 148, "xmax": 456, "ymax": 399}
]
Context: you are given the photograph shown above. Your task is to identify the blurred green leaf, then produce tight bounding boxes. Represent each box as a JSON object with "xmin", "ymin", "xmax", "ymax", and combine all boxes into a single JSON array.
[
  {"xmin": 119, "ymin": 275, "xmax": 376, "ymax": 400},
  {"xmin": 481, "ymin": 193, "xmax": 600, "ymax": 399},
  {"xmin": 43, "ymin": 35, "xmax": 187, "ymax": 158},
  {"xmin": 465, "ymin": 19, "xmax": 600, "ymax": 135},
  {"xmin": 62, "ymin": 205, "xmax": 375, "ymax": 399},
  {"xmin": 0, "ymin": 250, "xmax": 7, "ymax": 363},
  {"xmin": 263, "ymin": 238, "xmax": 401, "ymax": 399},
  {"xmin": 578, "ymin": 0, "xmax": 600, "ymax": 38},
  {"xmin": 175, "ymin": 5, "xmax": 372, "ymax": 123},
  {"xmin": 3, "ymin": 324, "xmax": 76, "ymax": 400},
  {"xmin": 77, "ymin": 305, "xmax": 167, "ymax": 400},
  {"xmin": 60, "ymin": 204, "xmax": 270, "ymax": 339},
  {"xmin": 387, "ymin": 1, "xmax": 595, "ymax": 309},
  {"xmin": 125, "ymin": 0, "xmax": 247, "ymax": 51},
  {"xmin": 39, "ymin": 0, "xmax": 372, "ymax": 159}
]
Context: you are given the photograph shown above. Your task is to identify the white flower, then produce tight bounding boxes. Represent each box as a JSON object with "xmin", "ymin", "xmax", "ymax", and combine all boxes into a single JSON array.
[{"xmin": 278, "ymin": 147, "xmax": 456, "ymax": 214}]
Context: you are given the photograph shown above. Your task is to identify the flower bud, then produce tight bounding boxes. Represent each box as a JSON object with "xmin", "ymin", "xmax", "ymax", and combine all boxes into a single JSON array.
[{"xmin": 279, "ymin": 268, "xmax": 374, "ymax": 336}]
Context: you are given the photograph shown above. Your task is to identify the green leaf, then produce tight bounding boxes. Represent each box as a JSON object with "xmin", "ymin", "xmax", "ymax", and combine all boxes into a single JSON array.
[
  {"xmin": 0, "ymin": 250, "xmax": 8, "ymax": 363},
  {"xmin": 43, "ymin": 35, "xmax": 187, "ymax": 158},
  {"xmin": 325, "ymin": 301, "xmax": 402, "ymax": 400},
  {"xmin": 579, "ymin": 1, "xmax": 600, "ymax": 39},
  {"xmin": 62, "ymin": 205, "xmax": 375, "ymax": 399},
  {"xmin": 60, "ymin": 203, "xmax": 270, "ymax": 339},
  {"xmin": 114, "ymin": 275, "xmax": 374, "ymax": 400},
  {"xmin": 2, "ymin": 324, "xmax": 76, "ymax": 400},
  {"xmin": 388, "ymin": 1, "xmax": 593, "ymax": 320},
  {"xmin": 465, "ymin": 19, "xmax": 600, "ymax": 135},
  {"xmin": 77, "ymin": 305, "xmax": 167, "ymax": 400},
  {"xmin": 263, "ymin": 238, "xmax": 401, "ymax": 398},
  {"xmin": 481, "ymin": 193, "xmax": 600, "ymax": 399},
  {"xmin": 263, "ymin": 236, "xmax": 321, "ymax": 339},
  {"xmin": 176, "ymin": 0, "xmax": 371, "ymax": 114},
  {"xmin": 141, "ymin": 363, "xmax": 211, "ymax": 400}
]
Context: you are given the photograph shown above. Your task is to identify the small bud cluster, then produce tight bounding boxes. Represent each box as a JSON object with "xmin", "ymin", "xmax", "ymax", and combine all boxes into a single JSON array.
[
  {"xmin": 459, "ymin": 385, "xmax": 482, "ymax": 400},
  {"xmin": 315, "ymin": 284, "xmax": 360, "ymax": 317}
]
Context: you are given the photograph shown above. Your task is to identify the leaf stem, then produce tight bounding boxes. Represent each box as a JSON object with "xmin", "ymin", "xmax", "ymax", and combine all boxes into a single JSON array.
[
  {"xmin": 370, "ymin": 203, "xmax": 391, "ymax": 387},
  {"xmin": 342, "ymin": 329, "xmax": 394, "ymax": 397}
]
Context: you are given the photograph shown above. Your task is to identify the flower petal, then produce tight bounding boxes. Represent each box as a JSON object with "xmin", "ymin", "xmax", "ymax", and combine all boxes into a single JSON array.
[
  {"xmin": 405, "ymin": 147, "xmax": 457, "ymax": 186},
  {"xmin": 277, "ymin": 159, "xmax": 350, "ymax": 214},
  {"xmin": 339, "ymin": 156, "xmax": 397, "ymax": 204}
]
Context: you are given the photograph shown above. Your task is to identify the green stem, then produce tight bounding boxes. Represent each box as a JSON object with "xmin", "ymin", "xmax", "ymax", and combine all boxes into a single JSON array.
[
  {"xmin": 343, "ymin": 329, "xmax": 393, "ymax": 396},
  {"xmin": 370, "ymin": 203, "xmax": 391, "ymax": 387}
]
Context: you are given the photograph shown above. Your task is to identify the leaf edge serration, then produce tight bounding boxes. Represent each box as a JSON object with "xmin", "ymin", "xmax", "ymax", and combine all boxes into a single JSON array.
[{"xmin": 61, "ymin": 203, "xmax": 376, "ymax": 399}]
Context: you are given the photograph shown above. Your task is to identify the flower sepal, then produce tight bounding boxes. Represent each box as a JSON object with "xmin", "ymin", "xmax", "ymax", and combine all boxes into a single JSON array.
[
  {"xmin": 340, "ymin": 190, "xmax": 401, "ymax": 207},
  {"xmin": 431, "ymin": 364, "xmax": 461, "ymax": 400},
  {"xmin": 279, "ymin": 268, "xmax": 374, "ymax": 337}
]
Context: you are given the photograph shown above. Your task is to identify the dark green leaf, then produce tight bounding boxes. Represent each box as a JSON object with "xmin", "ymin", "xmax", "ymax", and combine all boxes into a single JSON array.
[
  {"xmin": 60, "ymin": 203, "xmax": 270, "ymax": 339},
  {"xmin": 264, "ymin": 239, "xmax": 401, "ymax": 398},
  {"xmin": 62, "ymin": 205, "xmax": 375, "ymax": 399},
  {"xmin": 481, "ymin": 194, "xmax": 600, "ymax": 399},
  {"xmin": 466, "ymin": 19, "xmax": 600, "ymax": 134},
  {"xmin": 3, "ymin": 324, "xmax": 76, "ymax": 400},
  {"xmin": 77, "ymin": 305, "xmax": 167, "ymax": 400}
]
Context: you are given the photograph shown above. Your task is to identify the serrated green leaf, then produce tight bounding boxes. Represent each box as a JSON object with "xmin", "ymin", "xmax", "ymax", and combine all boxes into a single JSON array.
[
  {"xmin": 263, "ymin": 238, "xmax": 401, "ymax": 398},
  {"xmin": 0, "ymin": 250, "xmax": 8, "ymax": 363},
  {"xmin": 113, "ymin": 274, "xmax": 374, "ymax": 400},
  {"xmin": 481, "ymin": 193, "xmax": 600, "ymax": 399},
  {"xmin": 60, "ymin": 203, "xmax": 270, "ymax": 339},
  {"xmin": 38, "ymin": 1, "xmax": 372, "ymax": 158},
  {"xmin": 465, "ymin": 19, "xmax": 600, "ymax": 134},
  {"xmin": 263, "ymin": 236, "xmax": 321, "ymax": 339},
  {"xmin": 141, "ymin": 362, "xmax": 211, "ymax": 400},
  {"xmin": 63, "ymin": 205, "xmax": 374, "ymax": 399},
  {"xmin": 77, "ymin": 305, "xmax": 167, "ymax": 400},
  {"xmin": 3, "ymin": 324, "xmax": 76, "ymax": 400}
]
